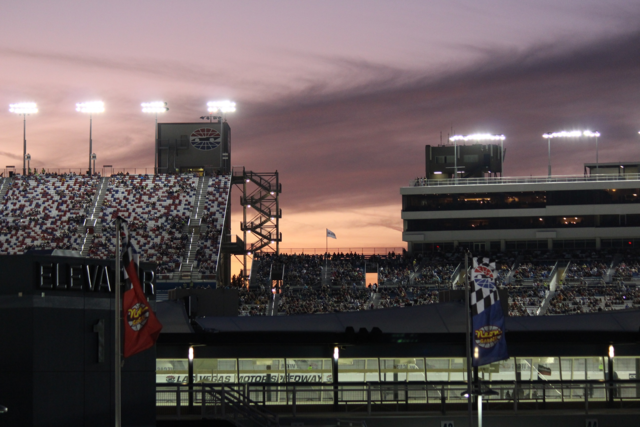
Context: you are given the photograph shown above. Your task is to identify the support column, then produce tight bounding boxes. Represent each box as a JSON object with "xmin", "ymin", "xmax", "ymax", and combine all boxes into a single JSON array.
[{"xmin": 332, "ymin": 347, "xmax": 339, "ymax": 411}]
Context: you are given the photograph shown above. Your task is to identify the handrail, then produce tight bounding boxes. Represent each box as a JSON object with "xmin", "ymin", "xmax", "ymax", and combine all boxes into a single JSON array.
[
  {"xmin": 408, "ymin": 173, "xmax": 640, "ymax": 188},
  {"xmin": 157, "ymin": 380, "xmax": 640, "ymax": 420}
]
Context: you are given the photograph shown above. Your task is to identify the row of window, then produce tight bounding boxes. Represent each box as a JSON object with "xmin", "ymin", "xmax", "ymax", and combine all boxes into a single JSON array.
[
  {"xmin": 412, "ymin": 239, "xmax": 640, "ymax": 253},
  {"xmin": 156, "ymin": 356, "xmax": 638, "ymax": 384},
  {"xmin": 403, "ymin": 189, "xmax": 640, "ymax": 212},
  {"xmin": 405, "ymin": 215, "xmax": 640, "ymax": 232}
]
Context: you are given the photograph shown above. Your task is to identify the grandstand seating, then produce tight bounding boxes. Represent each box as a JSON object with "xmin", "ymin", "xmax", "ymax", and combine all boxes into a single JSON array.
[
  {"xmin": 0, "ymin": 174, "xmax": 99, "ymax": 254},
  {"xmin": 2, "ymin": 174, "xmax": 640, "ymax": 318},
  {"xmin": 0, "ymin": 173, "xmax": 231, "ymax": 275},
  {"xmin": 241, "ymin": 250, "xmax": 640, "ymax": 317}
]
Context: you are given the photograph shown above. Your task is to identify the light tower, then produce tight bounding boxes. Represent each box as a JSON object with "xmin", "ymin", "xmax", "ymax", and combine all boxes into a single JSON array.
[
  {"xmin": 543, "ymin": 130, "xmax": 600, "ymax": 177},
  {"xmin": 9, "ymin": 102, "xmax": 38, "ymax": 176},
  {"xmin": 76, "ymin": 101, "xmax": 104, "ymax": 175}
]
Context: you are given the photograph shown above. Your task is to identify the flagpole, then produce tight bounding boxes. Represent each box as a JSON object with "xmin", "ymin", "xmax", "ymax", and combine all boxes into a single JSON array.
[
  {"xmin": 325, "ymin": 231, "xmax": 328, "ymax": 283},
  {"xmin": 465, "ymin": 250, "xmax": 473, "ymax": 427},
  {"xmin": 115, "ymin": 218, "xmax": 122, "ymax": 427}
]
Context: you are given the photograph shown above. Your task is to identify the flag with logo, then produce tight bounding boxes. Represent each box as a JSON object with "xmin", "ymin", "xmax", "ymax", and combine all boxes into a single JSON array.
[
  {"xmin": 326, "ymin": 229, "xmax": 337, "ymax": 239},
  {"xmin": 470, "ymin": 257, "xmax": 508, "ymax": 367},
  {"xmin": 120, "ymin": 218, "xmax": 162, "ymax": 358}
]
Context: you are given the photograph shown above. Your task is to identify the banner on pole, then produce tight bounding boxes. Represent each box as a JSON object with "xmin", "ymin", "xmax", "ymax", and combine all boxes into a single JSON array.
[
  {"xmin": 120, "ymin": 219, "xmax": 163, "ymax": 358},
  {"xmin": 326, "ymin": 229, "xmax": 337, "ymax": 239},
  {"xmin": 470, "ymin": 257, "xmax": 508, "ymax": 367}
]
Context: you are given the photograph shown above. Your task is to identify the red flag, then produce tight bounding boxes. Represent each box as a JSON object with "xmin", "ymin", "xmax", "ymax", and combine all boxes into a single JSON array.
[{"xmin": 121, "ymin": 220, "xmax": 162, "ymax": 358}]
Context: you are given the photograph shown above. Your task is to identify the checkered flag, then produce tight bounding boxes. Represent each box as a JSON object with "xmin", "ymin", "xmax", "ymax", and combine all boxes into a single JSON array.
[
  {"xmin": 118, "ymin": 216, "xmax": 139, "ymax": 280},
  {"xmin": 470, "ymin": 257, "xmax": 500, "ymax": 316}
]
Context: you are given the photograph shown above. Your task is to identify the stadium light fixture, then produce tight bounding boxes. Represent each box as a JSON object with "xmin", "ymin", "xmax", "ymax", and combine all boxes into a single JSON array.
[
  {"xmin": 188, "ymin": 346, "xmax": 194, "ymax": 361},
  {"xmin": 76, "ymin": 101, "xmax": 104, "ymax": 175},
  {"xmin": 609, "ymin": 345, "xmax": 614, "ymax": 359},
  {"xmin": 207, "ymin": 100, "xmax": 236, "ymax": 114},
  {"xmin": 142, "ymin": 102, "xmax": 169, "ymax": 174},
  {"xmin": 542, "ymin": 130, "xmax": 583, "ymax": 177},
  {"xmin": 449, "ymin": 133, "xmax": 506, "ymax": 179},
  {"xmin": 333, "ymin": 346, "xmax": 339, "ymax": 361},
  {"xmin": 9, "ymin": 102, "xmax": 38, "ymax": 176}
]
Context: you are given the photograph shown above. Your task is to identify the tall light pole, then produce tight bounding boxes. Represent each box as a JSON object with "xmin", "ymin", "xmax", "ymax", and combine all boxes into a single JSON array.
[
  {"xmin": 542, "ymin": 130, "xmax": 582, "ymax": 177},
  {"xmin": 207, "ymin": 100, "xmax": 236, "ymax": 174},
  {"xmin": 583, "ymin": 130, "xmax": 601, "ymax": 173},
  {"xmin": 76, "ymin": 101, "xmax": 104, "ymax": 175},
  {"xmin": 9, "ymin": 102, "xmax": 38, "ymax": 176},
  {"xmin": 449, "ymin": 133, "xmax": 506, "ymax": 178},
  {"xmin": 142, "ymin": 101, "xmax": 169, "ymax": 174},
  {"xmin": 26, "ymin": 154, "xmax": 31, "ymax": 174},
  {"xmin": 91, "ymin": 153, "xmax": 97, "ymax": 175}
]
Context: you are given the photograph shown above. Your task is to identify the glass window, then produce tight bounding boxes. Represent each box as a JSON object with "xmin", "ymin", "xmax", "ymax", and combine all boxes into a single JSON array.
[
  {"xmin": 426, "ymin": 358, "xmax": 468, "ymax": 382},
  {"xmin": 613, "ymin": 357, "xmax": 640, "ymax": 398},
  {"xmin": 193, "ymin": 358, "xmax": 237, "ymax": 383},
  {"xmin": 156, "ymin": 358, "xmax": 188, "ymax": 384},
  {"xmin": 338, "ymin": 358, "xmax": 379, "ymax": 382},
  {"xmin": 485, "ymin": 358, "xmax": 516, "ymax": 382},
  {"xmin": 380, "ymin": 358, "xmax": 426, "ymax": 382},
  {"xmin": 286, "ymin": 358, "xmax": 332, "ymax": 383},
  {"xmin": 613, "ymin": 356, "xmax": 640, "ymax": 380},
  {"xmin": 238, "ymin": 358, "xmax": 285, "ymax": 384}
]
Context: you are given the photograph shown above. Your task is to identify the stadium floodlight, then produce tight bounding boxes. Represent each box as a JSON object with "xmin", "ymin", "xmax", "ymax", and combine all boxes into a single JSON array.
[
  {"xmin": 141, "ymin": 101, "xmax": 169, "ymax": 113},
  {"xmin": 449, "ymin": 133, "xmax": 506, "ymax": 181},
  {"xmin": 207, "ymin": 100, "xmax": 236, "ymax": 113},
  {"xmin": 543, "ymin": 130, "xmax": 601, "ymax": 176},
  {"xmin": 75, "ymin": 101, "xmax": 105, "ymax": 114},
  {"xmin": 76, "ymin": 101, "xmax": 104, "ymax": 175},
  {"xmin": 142, "ymin": 102, "xmax": 169, "ymax": 174},
  {"xmin": 542, "ymin": 130, "xmax": 582, "ymax": 139},
  {"xmin": 10, "ymin": 102, "xmax": 38, "ymax": 176},
  {"xmin": 9, "ymin": 102, "xmax": 38, "ymax": 115},
  {"xmin": 609, "ymin": 345, "xmax": 615, "ymax": 359},
  {"xmin": 449, "ymin": 133, "xmax": 505, "ymax": 142},
  {"xmin": 542, "ymin": 130, "xmax": 583, "ymax": 177}
]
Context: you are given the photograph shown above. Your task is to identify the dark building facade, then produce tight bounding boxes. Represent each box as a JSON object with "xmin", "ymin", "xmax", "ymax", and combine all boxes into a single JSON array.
[{"xmin": 0, "ymin": 255, "xmax": 157, "ymax": 427}]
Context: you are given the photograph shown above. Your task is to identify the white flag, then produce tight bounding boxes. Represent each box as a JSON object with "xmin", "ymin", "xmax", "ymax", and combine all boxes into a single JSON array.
[{"xmin": 326, "ymin": 229, "xmax": 337, "ymax": 239}]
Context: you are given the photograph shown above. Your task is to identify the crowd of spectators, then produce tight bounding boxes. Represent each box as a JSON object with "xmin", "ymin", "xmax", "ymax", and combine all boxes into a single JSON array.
[
  {"xmin": 546, "ymin": 284, "xmax": 639, "ymax": 315},
  {"xmin": 0, "ymin": 174, "xmax": 99, "ymax": 253},
  {"xmin": 238, "ymin": 249, "xmax": 640, "ymax": 317}
]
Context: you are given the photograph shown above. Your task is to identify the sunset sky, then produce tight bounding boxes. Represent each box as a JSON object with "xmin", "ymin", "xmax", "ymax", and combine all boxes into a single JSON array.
[{"xmin": 2, "ymin": 1, "xmax": 640, "ymax": 253}]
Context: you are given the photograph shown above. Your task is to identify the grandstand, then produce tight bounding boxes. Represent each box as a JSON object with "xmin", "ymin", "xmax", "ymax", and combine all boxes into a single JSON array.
[
  {"xmin": 0, "ymin": 172, "xmax": 231, "ymax": 282},
  {"xmin": 241, "ymin": 249, "xmax": 640, "ymax": 318}
]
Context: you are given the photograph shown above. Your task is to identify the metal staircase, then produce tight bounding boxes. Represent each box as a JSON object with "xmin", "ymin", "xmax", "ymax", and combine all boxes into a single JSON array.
[
  {"xmin": 0, "ymin": 177, "xmax": 12, "ymax": 200},
  {"xmin": 80, "ymin": 177, "xmax": 110, "ymax": 256}
]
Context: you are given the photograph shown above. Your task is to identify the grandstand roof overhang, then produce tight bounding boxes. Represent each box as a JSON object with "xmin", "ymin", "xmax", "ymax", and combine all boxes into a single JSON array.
[{"xmin": 157, "ymin": 303, "xmax": 640, "ymax": 358}]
